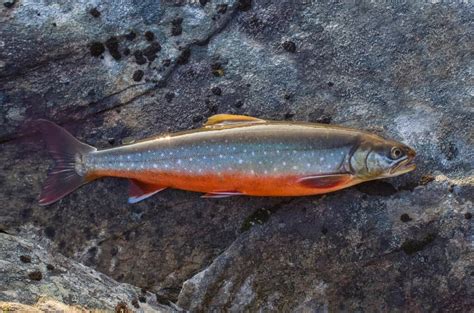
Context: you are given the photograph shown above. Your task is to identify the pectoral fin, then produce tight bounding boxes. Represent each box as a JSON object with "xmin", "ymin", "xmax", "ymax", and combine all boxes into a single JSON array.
[
  {"xmin": 201, "ymin": 191, "xmax": 243, "ymax": 198},
  {"xmin": 297, "ymin": 174, "xmax": 353, "ymax": 189},
  {"xmin": 204, "ymin": 114, "xmax": 266, "ymax": 127},
  {"xmin": 128, "ymin": 179, "xmax": 166, "ymax": 204}
]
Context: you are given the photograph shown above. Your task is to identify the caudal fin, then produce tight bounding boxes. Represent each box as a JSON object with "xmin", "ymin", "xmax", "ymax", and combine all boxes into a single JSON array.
[{"xmin": 36, "ymin": 120, "xmax": 97, "ymax": 206}]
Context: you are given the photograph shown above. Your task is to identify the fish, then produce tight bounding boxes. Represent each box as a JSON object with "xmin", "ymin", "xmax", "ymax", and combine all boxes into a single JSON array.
[{"xmin": 35, "ymin": 114, "xmax": 416, "ymax": 205}]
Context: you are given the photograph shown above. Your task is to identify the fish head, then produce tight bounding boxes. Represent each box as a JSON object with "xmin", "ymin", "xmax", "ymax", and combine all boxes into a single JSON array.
[{"xmin": 350, "ymin": 136, "xmax": 416, "ymax": 180}]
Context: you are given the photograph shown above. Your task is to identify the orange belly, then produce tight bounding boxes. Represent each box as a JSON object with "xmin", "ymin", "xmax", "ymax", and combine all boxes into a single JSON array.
[{"xmin": 91, "ymin": 169, "xmax": 358, "ymax": 197}]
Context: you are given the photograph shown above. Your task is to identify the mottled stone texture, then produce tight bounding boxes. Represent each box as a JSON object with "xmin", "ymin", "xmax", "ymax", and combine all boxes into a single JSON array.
[{"xmin": 0, "ymin": 0, "xmax": 472, "ymax": 312}]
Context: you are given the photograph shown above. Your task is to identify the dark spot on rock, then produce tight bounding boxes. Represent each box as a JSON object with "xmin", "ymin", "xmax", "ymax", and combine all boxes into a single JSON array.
[
  {"xmin": 199, "ymin": 0, "xmax": 208, "ymax": 6},
  {"xmin": 356, "ymin": 181, "xmax": 397, "ymax": 196},
  {"xmin": 400, "ymin": 213, "xmax": 412, "ymax": 222},
  {"xmin": 44, "ymin": 226, "xmax": 55, "ymax": 239},
  {"xmin": 176, "ymin": 48, "xmax": 191, "ymax": 65},
  {"xmin": 211, "ymin": 62, "xmax": 224, "ymax": 77},
  {"xmin": 211, "ymin": 86, "xmax": 222, "ymax": 96},
  {"xmin": 238, "ymin": 0, "xmax": 252, "ymax": 11},
  {"xmin": 171, "ymin": 17, "xmax": 183, "ymax": 36},
  {"xmin": 46, "ymin": 264, "xmax": 55, "ymax": 271},
  {"xmin": 283, "ymin": 94, "xmax": 291, "ymax": 100},
  {"xmin": 90, "ymin": 42, "xmax": 105, "ymax": 57},
  {"xmin": 28, "ymin": 270, "xmax": 43, "ymax": 281},
  {"xmin": 114, "ymin": 302, "xmax": 130, "ymax": 313},
  {"xmin": 88, "ymin": 246, "xmax": 98, "ymax": 256},
  {"xmin": 241, "ymin": 208, "xmax": 272, "ymax": 232},
  {"xmin": 52, "ymin": 22, "xmax": 57, "ymax": 27},
  {"xmin": 172, "ymin": 16, "xmax": 183, "ymax": 25},
  {"xmin": 165, "ymin": 92, "xmax": 175, "ymax": 103},
  {"xmin": 327, "ymin": 81, "xmax": 334, "ymax": 87},
  {"xmin": 125, "ymin": 31, "xmax": 136, "ymax": 41},
  {"xmin": 234, "ymin": 100, "xmax": 243, "ymax": 108},
  {"xmin": 282, "ymin": 41, "xmax": 296, "ymax": 53},
  {"xmin": 144, "ymin": 31, "xmax": 155, "ymax": 41},
  {"xmin": 89, "ymin": 8, "xmax": 101, "ymax": 18},
  {"xmin": 465, "ymin": 212, "xmax": 472, "ymax": 220},
  {"xmin": 162, "ymin": 59, "xmax": 171, "ymax": 66},
  {"xmin": 401, "ymin": 233, "xmax": 436, "ymax": 255},
  {"xmin": 134, "ymin": 51, "xmax": 147, "ymax": 65},
  {"xmin": 123, "ymin": 48, "xmax": 130, "ymax": 56},
  {"xmin": 20, "ymin": 255, "xmax": 31, "ymax": 263},
  {"xmin": 143, "ymin": 42, "xmax": 161, "ymax": 62},
  {"xmin": 284, "ymin": 112, "xmax": 295, "ymax": 120},
  {"xmin": 105, "ymin": 37, "xmax": 121, "ymax": 60},
  {"xmin": 193, "ymin": 115, "xmax": 203, "ymax": 123},
  {"xmin": 321, "ymin": 227, "xmax": 328, "ymax": 235},
  {"xmin": 3, "ymin": 1, "xmax": 15, "ymax": 8},
  {"xmin": 171, "ymin": 25, "xmax": 182, "ymax": 36},
  {"xmin": 131, "ymin": 299, "xmax": 140, "ymax": 308},
  {"xmin": 138, "ymin": 296, "xmax": 147, "ymax": 303},
  {"xmin": 216, "ymin": 4, "xmax": 227, "ymax": 14},
  {"xmin": 132, "ymin": 70, "xmax": 144, "ymax": 82}
]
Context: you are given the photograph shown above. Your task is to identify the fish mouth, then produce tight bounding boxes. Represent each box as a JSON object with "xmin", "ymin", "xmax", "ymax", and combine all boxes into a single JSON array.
[{"xmin": 390, "ymin": 157, "xmax": 416, "ymax": 176}]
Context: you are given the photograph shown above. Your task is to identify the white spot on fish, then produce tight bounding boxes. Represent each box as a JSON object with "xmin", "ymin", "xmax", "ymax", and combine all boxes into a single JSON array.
[
  {"xmin": 189, "ymin": 157, "xmax": 193, "ymax": 161},
  {"xmin": 320, "ymin": 157, "xmax": 325, "ymax": 161},
  {"xmin": 219, "ymin": 154, "xmax": 223, "ymax": 158},
  {"xmin": 153, "ymin": 164, "xmax": 158, "ymax": 168},
  {"xmin": 238, "ymin": 159, "xmax": 243, "ymax": 164},
  {"xmin": 293, "ymin": 165, "xmax": 298, "ymax": 170},
  {"xmin": 177, "ymin": 159, "xmax": 182, "ymax": 164},
  {"xmin": 283, "ymin": 161, "xmax": 287, "ymax": 166}
]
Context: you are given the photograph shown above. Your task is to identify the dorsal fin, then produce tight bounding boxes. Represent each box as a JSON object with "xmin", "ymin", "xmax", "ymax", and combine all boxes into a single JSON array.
[{"xmin": 204, "ymin": 114, "xmax": 266, "ymax": 127}]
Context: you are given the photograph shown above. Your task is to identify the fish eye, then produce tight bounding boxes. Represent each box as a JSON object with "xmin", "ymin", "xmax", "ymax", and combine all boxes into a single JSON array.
[{"xmin": 390, "ymin": 147, "xmax": 403, "ymax": 159}]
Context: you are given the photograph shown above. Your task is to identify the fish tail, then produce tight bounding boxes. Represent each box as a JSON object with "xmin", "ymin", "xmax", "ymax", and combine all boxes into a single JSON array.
[{"xmin": 35, "ymin": 120, "xmax": 97, "ymax": 206}]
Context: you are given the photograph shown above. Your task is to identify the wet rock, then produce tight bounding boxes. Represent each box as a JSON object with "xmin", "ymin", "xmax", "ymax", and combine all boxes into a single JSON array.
[{"xmin": 89, "ymin": 8, "xmax": 101, "ymax": 18}]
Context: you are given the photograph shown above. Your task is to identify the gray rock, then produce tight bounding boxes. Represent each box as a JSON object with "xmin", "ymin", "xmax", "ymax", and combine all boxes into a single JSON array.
[
  {"xmin": 1, "ymin": 0, "xmax": 472, "ymax": 311},
  {"xmin": 0, "ymin": 229, "xmax": 178, "ymax": 312}
]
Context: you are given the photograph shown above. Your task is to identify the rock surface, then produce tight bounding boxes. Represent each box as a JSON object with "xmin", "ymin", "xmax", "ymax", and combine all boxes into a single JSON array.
[
  {"xmin": 1, "ymin": 0, "xmax": 473, "ymax": 311},
  {"xmin": 0, "ymin": 229, "xmax": 176, "ymax": 312}
]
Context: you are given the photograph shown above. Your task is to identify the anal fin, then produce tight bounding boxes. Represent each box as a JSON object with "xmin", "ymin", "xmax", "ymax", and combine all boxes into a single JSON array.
[
  {"xmin": 128, "ymin": 179, "xmax": 166, "ymax": 204},
  {"xmin": 297, "ymin": 174, "xmax": 353, "ymax": 189},
  {"xmin": 201, "ymin": 191, "xmax": 243, "ymax": 198}
]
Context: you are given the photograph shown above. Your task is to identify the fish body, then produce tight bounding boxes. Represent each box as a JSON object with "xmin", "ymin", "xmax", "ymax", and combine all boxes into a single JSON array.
[{"xmin": 36, "ymin": 115, "xmax": 416, "ymax": 205}]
